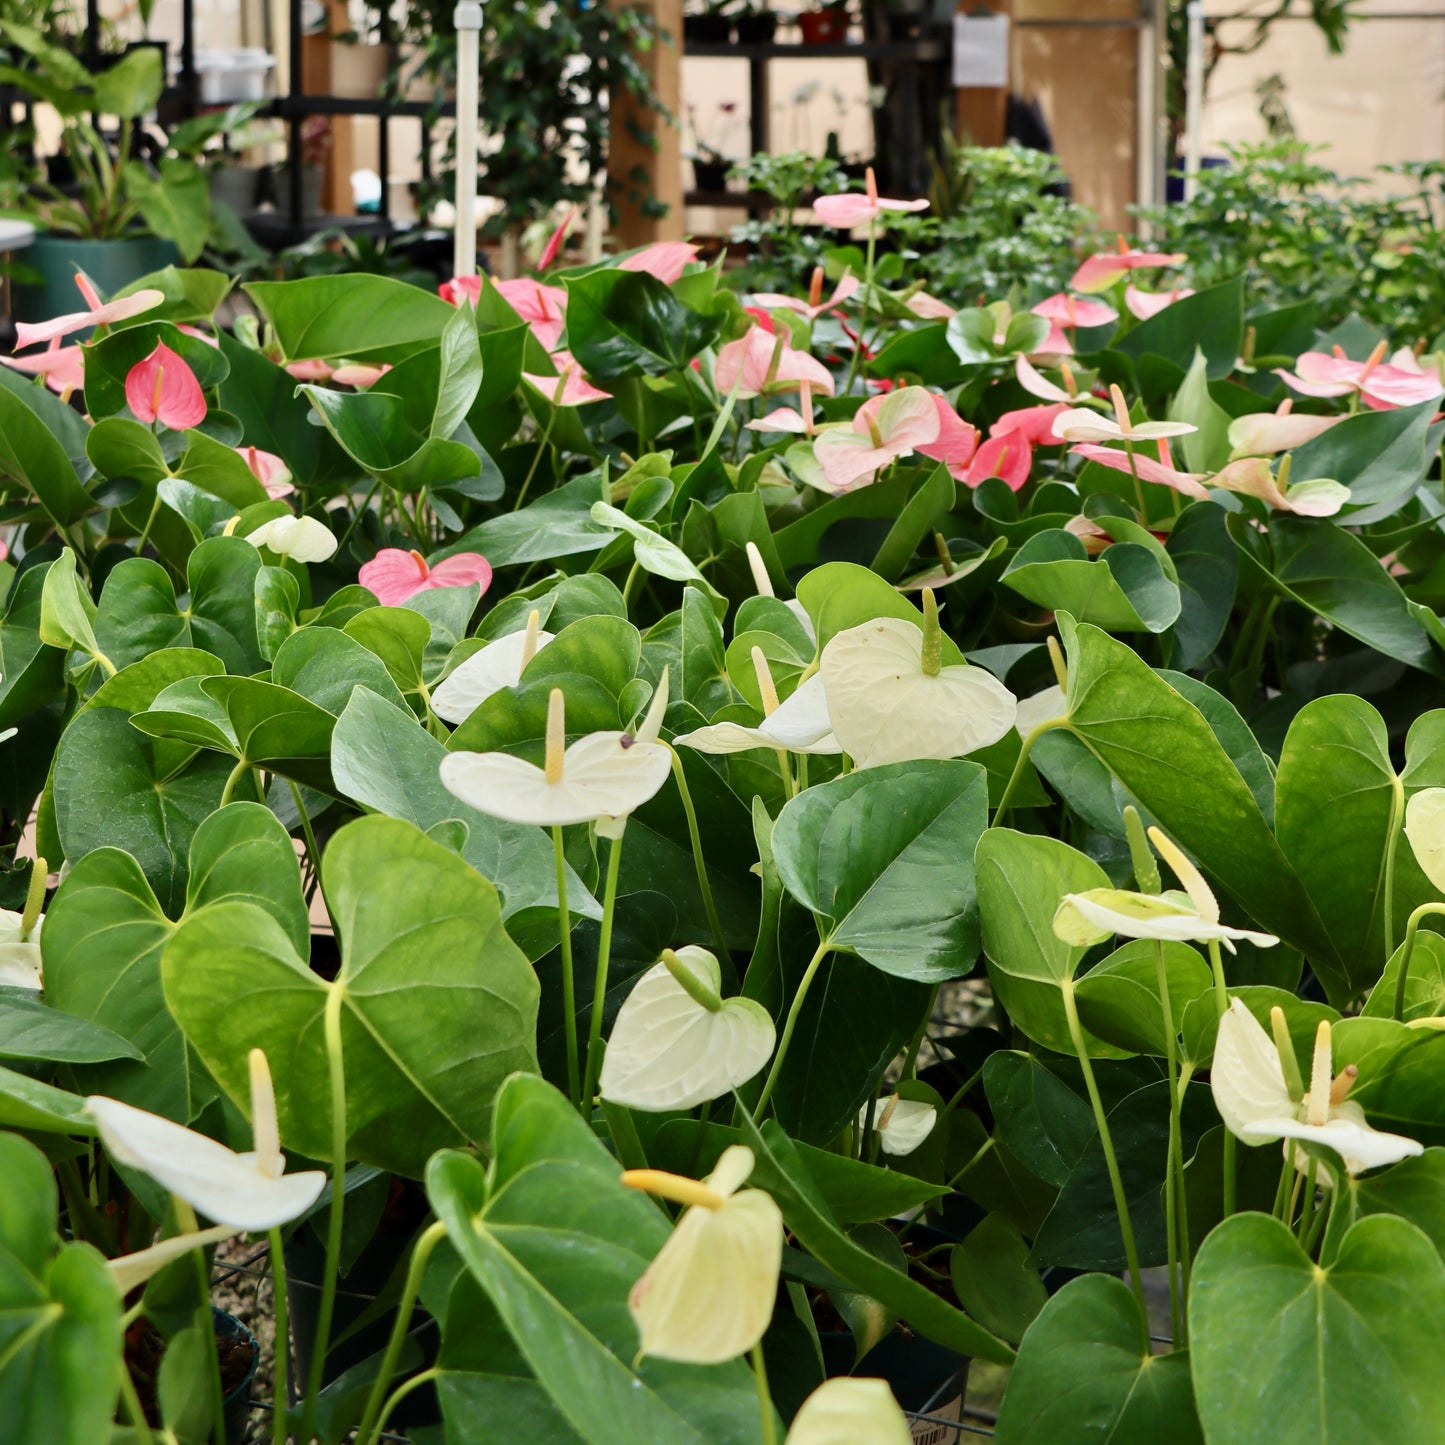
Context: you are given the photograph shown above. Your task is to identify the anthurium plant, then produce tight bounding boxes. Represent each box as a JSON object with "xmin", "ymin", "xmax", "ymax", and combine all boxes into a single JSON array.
[{"xmin": 5, "ymin": 176, "xmax": 1445, "ymax": 1445}]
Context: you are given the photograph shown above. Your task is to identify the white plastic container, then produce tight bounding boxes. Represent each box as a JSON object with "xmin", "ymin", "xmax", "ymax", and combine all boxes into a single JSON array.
[{"xmin": 193, "ymin": 49, "xmax": 276, "ymax": 105}]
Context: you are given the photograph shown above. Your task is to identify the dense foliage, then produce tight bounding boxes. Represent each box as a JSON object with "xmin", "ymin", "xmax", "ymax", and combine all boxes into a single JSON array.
[{"xmin": 4, "ymin": 182, "xmax": 1445, "ymax": 1443}]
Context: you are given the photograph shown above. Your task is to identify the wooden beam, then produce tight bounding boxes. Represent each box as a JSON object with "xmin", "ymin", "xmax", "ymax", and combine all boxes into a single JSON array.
[{"xmin": 607, "ymin": 0, "xmax": 683, "ymax": 246}]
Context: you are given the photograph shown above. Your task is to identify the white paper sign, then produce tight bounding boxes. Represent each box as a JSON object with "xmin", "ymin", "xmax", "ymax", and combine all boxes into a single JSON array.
[{"xmin": 952, "ymin": 12, "xmax": 1010, "ymax": 89}]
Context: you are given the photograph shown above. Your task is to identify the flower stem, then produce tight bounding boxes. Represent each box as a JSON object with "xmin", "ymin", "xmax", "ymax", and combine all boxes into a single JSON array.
[
  {"xmin": 372, "ymin": 1367, "xmax": 440, "ymax": 1441},
  {"xmin": 1383, "ymin": 775, "xmax": 1405, "ymax": 965},
  {"xmin": 754, "ymin": 937, "xmax": 833, "ymax": 1118},
  {"xmin": 1392, "ymin": 902, "xmax": 1445, "ymax": 1020},
  {"xmin": 1061, "ymin": 979, "xmax": 1146, "ymax": 1315},
  {"xmin": 1154, "ymin": 941, "xmax": 1185, "ymax": 1343},
  {"xmin": 843, "ymin": 219, "xmax": 877, "ymax": 397},
  {"xmin": 669, "ymin": 746, "xmax": 728, "ymax": 956},
  {"xmin": 552, "ymin": 826, "xmax": 581, "ymax": 1109},
  {"xmin": 581, "ymin": 833, "xmax": 625, "ymax": 1109},
  {"xmin": 1206, "ymin": 939, "xmax": 1236, "ymax": 1216},
  {"xmin": 268, "ymin": 1227, "xmax": 289, "ymax": 1445},
  {"xmin": 299, "ymin": 984, "xmax": 349, "ymax": 1445},
  {"xmin": 751, "ymin": 1340, "xmax": 778, "ymax": 1445},
  {"xmin": 173, "ymin": 1198, "xmax": 228, "ymax": 1445},
  {"xmin": 514, "ymin": 407, "xmax": 559, "ymax": 512},
  {"xmin": 354, "ymin": 1221, "xmax": 448, "ymax": 1445},
  {"xmin": 993, "ymin": 720, "xmax": 1061, "ymax": 824},
  {"xmin": 117, "ymin": 1355, "xmax": 156, "ymax": 1445}
]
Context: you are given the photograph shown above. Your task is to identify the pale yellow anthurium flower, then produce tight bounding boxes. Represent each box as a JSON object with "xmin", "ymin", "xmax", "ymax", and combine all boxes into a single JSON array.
[
  {"xmin": 599, "ymin": 946, "xmax": 776, "ymax": 1111},
  {"xmin": 1053, "ymin": 889, "xmax": 1278, "ymax": 954},
  {"xmin": 1014, "ymin": 683, "xmax": 1067, "ymax": 737},
  {"xmin": 745, "ymin": 540, "xmax": 815, "ymax": 644},
  {"xmin": 1405, "ymin": 788, "xmax": 1445, "ymax": 893},
  {"xmin": 1052, "ymin": 385, "xmax": 1196, "ymax": 445},
  {"xmin": 432, "ymin": 609, "xmax": 555, "ymax": 724},
  {"xmin": 1212, "ymin": 998, "xmax": 1422, "ymax": 1177},
  {"xmin": 859, "ymin": 1095, "xmax": 937, "ymax": 1156},
  {"xmin": 109, "ymin": 1225, "xmax": 237, "ymax": 1294},
  {"xmin": 246, "ymin": 513, "xmax": 338, "ymax": 563},
  {"xmin": 787, "ymin": 1378, "xmax": 912, "ymax": 1445},
  {"xmin": 439, "ymin": 673, "xmax": 672, "ymax": 830},
  {"xmin": 674, "ymin": 674, "xmax": 840, "ymax": 756},
  {"xmin": 820, "ymin": 593, "xmax": 1016, "ymax": 770},
  {"xmin": 86, "ymin": 1050, "xmax": 326, "ymax": 1231},
  {"xmin": 1210, "ymin": 455, "xmax": 1350, "ymax": 519},
  {"xmin": 623, "ymin": 1144, "xmax": 784, "ymax": 1364},
  {"xmin": 0, "ymin": 859, "xmax": 47, "ymax": 990}
]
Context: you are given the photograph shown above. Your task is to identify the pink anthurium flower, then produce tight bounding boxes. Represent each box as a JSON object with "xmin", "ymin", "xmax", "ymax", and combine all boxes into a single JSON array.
[
  {"xmin": 285, "ymin": 357, "xmax": 335, "ymax": 382},
  {"xmin": 14, "ymin": 271, "xmax": 164, "ymax": 350},
  {"xmin": 1211, "ymin": 455, "xmax": 1351, "ymax": 517},
  {"xmin": 2, "ymin": 341, "xmax": 84, "ymax": 396},
  {"xmin": 538, "ymin": 207, "xmax": 578, "ymax": 271},
  {"xmin": 1227, "ymin": 400, "xmax": 1341, "ymax": 459},
  {"xmin": 617, "ymin": 241, "xmax": 702, "ymax": 285},
  {"xmin": 1053, "ymin": 384, "xmax": 1196, "ymax": 445},
  {"xmin": 359, "ymin": 547, "xmax": 493, "ymax": 605},
  {"xmin": 916, "ymin": 394, "xmax": 980, "ymax": 478},
  {"xmin": 235, "ymin": 445, "xmax": 295, "ymax": 499},
  {"xmin": 961, "ymin": 430, "xmax": 1031, "ymax": 491},
  {"xmin": 1070, "ymin": 439, "xmax": 1210, "ymax": 500},
  {"xmin": 439, "ymin": 275, "xmax": 483, "ymax": 306},
  {"xmin": 493, "ymin": 278, "xmax": 569, "ymax": 351},
  {"xmin": 1275, "ymin": 342, "xmax": 1445, "ymax": 411},
  {"xmin": 715, "ymin": 326, "xmax": 834, "ymax": 399},
  {"xmin": 1070, "ymin": 235, "xmax": 1187, "ymax": 294},
  {"xmin": 813, "ymin": 167, "xmax": 929, "ymax": 229},
  {"xmin": 523, "ymin": 352, "xmax": 610, "ymax": 406},
  {"xmin": 331, "ymin": 362, "xmax": 391, "ymax": 389},
  {"xmin": 905, "ymin": 290, "xmax": 955, "ymax": 320},
  {"xmin": 1125, "ymin": 284, "xmax": 1194, "ymax": 320},
  {"xmin": 746, "ymin": 379, "xmax": 819, "ymax": 436},
  {"xmin": 814, "ymin": 386, "xmax": 941, "ymax": 492},
  {"xmin": 750, "ymin": 267, "xmax": 859, "ymax": 322},
  {"xmin": 992, "ymin": 401, "xmax": 1072, "ymax": 446},
  {"xmin": 125, "ymin": 342, "xmax": 207, "ymax": 430},
  {"xmin": 1031, "ymin": 293, "xmax": 1118, "ymax": 332}
]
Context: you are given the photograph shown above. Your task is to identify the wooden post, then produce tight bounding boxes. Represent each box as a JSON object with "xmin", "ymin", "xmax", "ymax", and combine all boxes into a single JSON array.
[
  {"xmin": 607, "ymin": 0, "xmax": 684, "ymax": 247},
  {"xmin": 953, "ymin": 0, "xmax": 1012, "ymax": 148}
]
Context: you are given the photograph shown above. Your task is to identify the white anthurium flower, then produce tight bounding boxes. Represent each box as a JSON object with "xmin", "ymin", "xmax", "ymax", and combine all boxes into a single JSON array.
[
  {"xmin": 1014, "ymin": 684, "xmax": 1067, "ymax": 736},
  {"xmin": 432, "ymin": 609, "xmax": 555, "ymax": 724},
  {"xmin": 1212, "ymin": 998, "xmax": 1423, "ymax": 1177},
  {"xmin": 859, "ymin": 1095, "xmax": 937, "ymax": 1156},
  {"xmin": 599, "ymin": 946, "xmax": 776, "ymax": 1111},
  {"xmin": 1052, "ymin": 383, "xmax": 1196, "ymax": 445},
  {"xmin": 819, "ymin": 591, "xmax": 1017, "ymax": 770},
  {"xmin": 0, "ymin": 859, "xmax": 47, "ymax": 990},
  {"xmin": 745, "ymin": 540, "xmax": 815, "ymax": 644},
  {"xmin": 110, "ymin": 1224, "xmax": 237, "ymax": 1295},
  {"xmin": 623, "ymin": 1144, "xmax": 784, "ymax": 1364},
  {"xmin": 246, "ymin": 513, "xmax": 339, "ymax": 564},
  {"xmin": 674, "ymin": 662, "xmax": 840, "ymax": 757},
  {"xmin": 1405, "ymin": 787, "xmax": 1445, "ymax": 893},
  {"xmin": 439, "ymin": 674, "xmax": 672, "ymax": 831},
  {"xmin": 86, "ymin": 1049, "xmax": 327, "ymax": 1231},
  {"xmin": 787, "ymin": 1378, "xmax": 912, "ymax": 1445},
  {"xmin": 1055, "ymin": 826, "xmax": 1280, "ymax": 954}
]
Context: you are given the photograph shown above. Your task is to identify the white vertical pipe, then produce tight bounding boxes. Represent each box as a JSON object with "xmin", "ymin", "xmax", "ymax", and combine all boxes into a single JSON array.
[
  {"xmin": 1135, "ymin": 10, "xmax": 1157, "ymax": 221},
  {"xmin": 454, "ymin": 1, "xmax": 483, "ymax": 278},
  {"xmin": 1184, "ymin": 0, "xmax": 1205, "ymax": 200}
]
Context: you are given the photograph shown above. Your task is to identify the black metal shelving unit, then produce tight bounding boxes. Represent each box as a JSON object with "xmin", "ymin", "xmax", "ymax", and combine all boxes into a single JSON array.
[{"xmin": 682, "ymin": 35, "xmax": 949, "ymax": 209}]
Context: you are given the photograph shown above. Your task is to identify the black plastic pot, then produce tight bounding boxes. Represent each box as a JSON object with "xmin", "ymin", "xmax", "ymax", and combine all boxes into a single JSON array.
[
  {"xmin": 693, "ymin": 158, "xmax": 732, "ymax": 192},
  {"xmin": 736, "ymin": 10, "xmax": 780, "ymax": 42},
  {"xmin": 683, "ymin": 12, "xmax": 734, "ymax": 42},
  {"xmin": 819, "ymin": 1331, "xmax": 970, "ymax": 1443},
  {"xmin": 215, "ymin": 1308, "xmax": 259, "ymax": 1445}
]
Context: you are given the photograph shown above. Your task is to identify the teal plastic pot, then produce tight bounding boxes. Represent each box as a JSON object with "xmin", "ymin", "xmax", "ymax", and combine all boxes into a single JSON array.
[{"xmin": 12, "ymin": 233, "xmax": 178, "ymax": 325}]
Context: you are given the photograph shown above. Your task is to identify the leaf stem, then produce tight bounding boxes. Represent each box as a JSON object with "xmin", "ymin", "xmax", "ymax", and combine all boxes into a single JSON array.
[
  {"xmin": 219, "ymin": 756, "xmax": 250, "ymax": 808},
  {"xmin": 754, "ymin": 937, "xmax": 832, "ymax": 1118},
  {"xmin": 514, "ymin": 407, "xmax": 559, "ymax": 512},
  {"xmin": 751, "ymin": 1340, "xmax": 779, "ymax": 1445},
  {"xmin": 1392, "ymin": 901, "xmax": 1445, "ymax": 1020},
  {"xmin": 298, "ymin": 984, "xmax": 349, "ymax": 1445},
  {"xmin": 354, "ymin": 1220, "xmax": 448, "ymax": 1445},
  {"xmin": 993, "ymin": 720, "xmax": 1060, "ymax": 824},
  {"xmin": 1061, "ymin": 979, "xmax": 1146, "ymax": 1316},
  {"xmin": 582, "ymin": 833, "xmax": 626, "ymax": 1108},
  {"xmin": 1206, "ymin": 939, "xmax": 1236, "ymax": 1216},
  {"xmin": 552, "ymin": 825, "xmax": 581, "ymax": 1109},
  {"xmin": 668, "ymin": 746, "xmax": 728, "ymax": 956},
  {"xmin": 1154, "ymin": 941, "xmax": 1187, "ymax": 1343}
]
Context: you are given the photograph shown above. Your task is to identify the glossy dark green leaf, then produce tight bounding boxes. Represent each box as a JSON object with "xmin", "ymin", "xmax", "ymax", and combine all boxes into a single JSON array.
[
  {"xmin": 0, "ymin": 564, "xmax": 64, "ymax": 730},
  {"xmin": 0, "ymin": 994, "xmax": 143, "ymax": 1064},
  {"xmin": 773, "ymin": 759, "xmax": 988, "ymax": 982},
  {"xmin": 446, "ymin": 472, "xmax": 620, "ymax": 568},
  {"xmin": 1190, "ymin": 1213, "xmax": 1445, "ymax": 1444},
  {"xmin": 1075, "ymin": 939, "xmax": 1213, "ymax": 1056},
  {"xmin": 1003, "ymin": 530, "xmax": 1181, "ymax": 633},
  {"xmin": 1114, "ymin": 276, "xmax": 1243, "ymax": 379},
  {"xmin": 1166, "ymin": 500, "xmax": 1237, "ymax": 670},
  {"xmin": 246, "ymin": 274, "xmax": 455, "ymax": 364},
  {"xmin": 994, "ymin": 1274, "xmax": 1201, "ymax": 1443},
  {"xmin": 983, "ymin": 1051, "xmax": 1096, "ymax": 1188},
  {"xmin": 950, "ymin": 1213, "xmax": 1048, "ymax": 1346},
  {"xmin": 563, "ymin": 269, "xmax": 722, "ymax": 380},
  {"xmin": 0, "ymin": 385, "xmax": 93, "ymax": 526}
]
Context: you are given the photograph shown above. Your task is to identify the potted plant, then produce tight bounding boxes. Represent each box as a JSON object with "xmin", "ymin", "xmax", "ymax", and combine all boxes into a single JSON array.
[
  {"xmin": 271, "ymin": 115, "xmax": 333, "ymax": 220},
  {"xmin": 799, "ymin": 0, "xmax": 851, "ymax": 44},
  {"xmin": 736, "ymin": 0, "xmax": 780, "ymax": 44},
  {"xmin": 687, "ymin": 100, "xmax": 744, "ymax": 192},
  {"xmin": 683, "ymin": 0, "xmax": 735, "ymax": 44},
  {"xmin": 0, "ymin": 26, "xmax": 212, "ymax": 318}
]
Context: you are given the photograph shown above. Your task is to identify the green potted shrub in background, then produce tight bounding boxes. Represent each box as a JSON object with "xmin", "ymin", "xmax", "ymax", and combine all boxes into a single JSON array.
[{"xmin": 0, "ymin": 24, "xmax": 212, "ymax": 318}]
